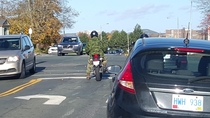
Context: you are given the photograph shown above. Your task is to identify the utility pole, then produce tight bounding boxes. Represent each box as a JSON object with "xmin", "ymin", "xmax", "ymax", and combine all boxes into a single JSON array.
[
  {"xmin": 100, "ymin": 23, "xmax": 109, "ymax": 40},
  {"xmin": 27, "ymin": 0, "xmax": 32, "ymax": 37},
  {"xmin": 189, "ymin": 0, "xmax": 192, "ymax": 39},
  {"xmin": 177, "ymin": 17, "xmax": 179, "ymax": 38},
  {"xmin": 127, "ymin": 32, "xmax": 130, "ymax": 54},
  {"xmin": 100, "ymin": 25, "xmax": 102, "ymax": 40}
]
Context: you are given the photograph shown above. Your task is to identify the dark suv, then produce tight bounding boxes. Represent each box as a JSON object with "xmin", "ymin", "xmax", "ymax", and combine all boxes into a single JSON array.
[
  {"xmin": 107, "ymin": 37, "xmax": 210, "ymax": 118},
  {"xmin": 57, "ymin": 35, "xmax": 83, "ymax": 56},
  {"xmin": 0, "ymin": 34, "xmax": 36, "ymax": 79}
]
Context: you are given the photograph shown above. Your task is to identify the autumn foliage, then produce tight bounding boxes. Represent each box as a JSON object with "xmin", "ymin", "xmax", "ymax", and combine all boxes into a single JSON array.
[{"xmin": 0, "ymin": 0, "xmax": 79, "ymax": 49}]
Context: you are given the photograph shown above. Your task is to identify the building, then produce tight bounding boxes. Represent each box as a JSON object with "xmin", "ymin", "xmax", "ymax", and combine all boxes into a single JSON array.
[
  {"xmin": 0, "ymin": 19, "xmax": 10, "ymax": 35},
  {"xmin": 165, "ymin": 28, "xmax": 203, "ymax": 39}
]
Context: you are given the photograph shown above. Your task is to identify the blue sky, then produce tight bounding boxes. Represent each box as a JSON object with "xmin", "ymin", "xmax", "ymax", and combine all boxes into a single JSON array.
[{"xmin": 66, "ymin": 0, "xmax": 203, "ymax": 33}]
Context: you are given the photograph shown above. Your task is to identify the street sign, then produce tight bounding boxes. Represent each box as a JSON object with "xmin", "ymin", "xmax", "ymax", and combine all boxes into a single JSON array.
[
  {"xmin": 15, "ymin": 94, "xmax": 66, "ymax": 105},
  {"xmin": 29, "ymin": 28, "xmax": 32, "ymax": 35}
]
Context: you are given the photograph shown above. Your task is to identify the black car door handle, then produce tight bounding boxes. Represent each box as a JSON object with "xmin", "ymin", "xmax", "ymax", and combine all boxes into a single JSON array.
[{"xmin": 28, "ymin": 51, "xmax": 31, "ymax": 53}]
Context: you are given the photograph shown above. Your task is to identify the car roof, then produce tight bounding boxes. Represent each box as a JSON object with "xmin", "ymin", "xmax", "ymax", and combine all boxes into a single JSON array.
[
  {"xmin": 63, "ymin": 35, "xmax": 78, "ymax": 37},
  {"xmin": 131, "ymin": 37, "xmax": 210, "ymax": 57},
  {"xmin": 135, "ymin": 37, "xmax": 210, "ymax": 49},
  {"xmin": 0, "ymin": 34, "xmax": 27, "ymax": 38}
]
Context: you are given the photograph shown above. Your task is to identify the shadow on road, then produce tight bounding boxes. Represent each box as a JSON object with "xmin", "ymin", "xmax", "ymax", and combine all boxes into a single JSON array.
[
  {"xmin": 35, "ymin": 67, "xmax": 46, "ymax": 73},
  {"xmin": 36, "ymin": 61, "xmax": 47, "ymax": 65},
  {"xmin": 89, "ymin": 73, "xmax": 115, "ymax": 81}
]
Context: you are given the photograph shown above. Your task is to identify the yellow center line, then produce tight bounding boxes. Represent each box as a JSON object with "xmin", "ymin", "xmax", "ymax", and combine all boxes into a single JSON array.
[{"xmin": 0, "ymin": 78, "xmax": 42, "ymax": 98}]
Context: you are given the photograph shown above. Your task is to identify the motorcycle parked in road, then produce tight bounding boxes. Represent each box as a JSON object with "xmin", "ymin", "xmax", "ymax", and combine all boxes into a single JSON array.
[{"xmin": 91, "ymin": 54, "xmax": 104, "ymax": 81}]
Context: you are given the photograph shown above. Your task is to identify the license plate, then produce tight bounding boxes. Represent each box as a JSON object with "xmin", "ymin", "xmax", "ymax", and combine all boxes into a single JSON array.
[
  {"xmin": 93, "ymin": 61, "xmax": 99, "ymax": 66},
  {"xmin": 172, "ymin": 94, "xmax": 203, "ymax": 111}
]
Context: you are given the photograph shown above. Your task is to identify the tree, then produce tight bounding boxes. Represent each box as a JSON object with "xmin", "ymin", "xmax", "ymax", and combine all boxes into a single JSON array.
[
  {"xmin": 58, "ymin": 0, "xmax": 79, "ymax": 34},
  {"xmin": 78, "ymin": 32, "xmax": 89, "ymax": 43},
  {"xmin": 109, "ymin": 30, "xmax": 120, "ymax": 50},
  {"xmin": 193, "ymin": 0, "xmax": 210, "ymax": 15},
  {"xmin": 129, "ymin": 24, "xmax": 143, "ymax": 43},
  {"xmin": 2, "ymin": 0, "xmax": 79, "ymax": 49},
  {"xmin": 193, "ymin": 0, "xmax": 210, "ymax": 39}
]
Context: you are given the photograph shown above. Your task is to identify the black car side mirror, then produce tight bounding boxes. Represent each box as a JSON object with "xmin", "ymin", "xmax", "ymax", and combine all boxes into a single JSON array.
[{"xmin": 131, "ymin": 41, "xmax": 135, "ymax": 46}]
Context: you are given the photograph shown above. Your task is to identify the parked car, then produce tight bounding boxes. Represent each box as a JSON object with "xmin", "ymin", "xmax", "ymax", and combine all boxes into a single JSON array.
[
  {"xmin": 0, "ymin": 34, "xmax": 36, "ymax": 79},
  {"xmin": 48, "ymin": 44, "xmax": 58, "ymax": 54},
  {"xmin": 106, "ymin": 37, "xmax": 210, "ymax": 117},
  {"xmin": 82, "ymin": 43, "xmax": 86, "ymax": 54},
  {"xmin": 57, "ymin": 35, "xmax": 83, "ymax": 56}
]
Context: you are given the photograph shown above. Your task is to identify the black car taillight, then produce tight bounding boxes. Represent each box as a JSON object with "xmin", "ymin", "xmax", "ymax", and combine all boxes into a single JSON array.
[
  {"xmin": 174, "ymin": 48, "xmax": 204, "ymax": 53},
  {"xmin": 118, "ymin": 61, "xmax": 136, "ymax": 94}
]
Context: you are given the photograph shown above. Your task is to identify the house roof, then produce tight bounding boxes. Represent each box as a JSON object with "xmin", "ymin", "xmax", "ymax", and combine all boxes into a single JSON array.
[{"xmin": 0, "ymin": 19, "xmax": 10, "ymax": 27}]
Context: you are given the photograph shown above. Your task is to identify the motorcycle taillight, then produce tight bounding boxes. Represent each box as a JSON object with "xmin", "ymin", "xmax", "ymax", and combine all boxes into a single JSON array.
[
  {"xmin": 93, "ymin": 54, "xmax": 99, "ymax": 58},
  {"xmin": 93, "ymin": 54, "xmax": 100, "ymax": 61}
]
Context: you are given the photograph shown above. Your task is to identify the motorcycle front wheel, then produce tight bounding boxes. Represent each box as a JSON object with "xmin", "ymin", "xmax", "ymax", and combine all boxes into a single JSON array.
[{"xmin": 95, "ymin": 66, "xmax": 102, "ymax": 81}]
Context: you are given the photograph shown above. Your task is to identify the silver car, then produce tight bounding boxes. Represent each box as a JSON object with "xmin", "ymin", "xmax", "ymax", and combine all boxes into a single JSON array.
[
  {"xmin": 0, "ymin": 34, "xmax": 36, "ymax": 79},
  {"xmin": 57, "ymin": 36, "xmax": 83, "ymax": 56}
]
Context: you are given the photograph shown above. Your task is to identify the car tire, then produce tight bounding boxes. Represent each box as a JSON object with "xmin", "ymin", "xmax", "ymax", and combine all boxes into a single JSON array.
[
  {"xmin": 16, "ymin": 63, "xmax": 26, "ymax": 79},
  {"xmin": 77, "ymin": 51, "xmax": 81, "ymax": 56},
  {"xmin": 62, "ymin": 53, "xmax": 65, "ymax": 56},
  {"xmin": 57, "ymin": 53, "xmax": 61, "ymax": 56},
  {"xmin": 80, "ymin": 51, "xmax": 83, "ymax": 55},
  {"xmin": 29, "ymin": 59, "xmax": 36, "ymax": 74}
]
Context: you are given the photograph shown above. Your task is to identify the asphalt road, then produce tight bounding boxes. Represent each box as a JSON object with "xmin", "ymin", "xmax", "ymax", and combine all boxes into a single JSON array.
[{"xmin": 0, "ymin": 54, "xmax": 127, "ymax": 118}]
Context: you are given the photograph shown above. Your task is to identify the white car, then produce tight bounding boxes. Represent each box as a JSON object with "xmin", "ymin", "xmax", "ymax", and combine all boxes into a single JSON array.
[{"xmin": 48, "ymin": 44, "xmax": 58, "ymax": 54}]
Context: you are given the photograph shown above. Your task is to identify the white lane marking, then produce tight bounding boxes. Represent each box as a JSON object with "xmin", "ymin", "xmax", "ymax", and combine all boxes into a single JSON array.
[
  {"xmin": 106, "ymin": 99, "xmax": 108, "ymax": 103},
  {"xmin": 32, "ymin": 74, "xmax": 86, "ymax": 76},
  {"xmin": 60, "ymin": 109, "xmax": 75, "ymax": 118},
  {"xmin": 68, "ymin": 99, "xmax": 77, "ymax": 104},
  {"xmin": 74, "ymin": 86, "xmax": 81, "ymax": 89},
  {"xmin": 15, "ymin": 94, "xmax": 66, "ymax": 105},
  {"xmin": 41, "ymin": 77, "xmax": 86, "ymax": 80},
  {"xmin": 72, "ymin": 92, "xmax": 79, "ymax": 96}
]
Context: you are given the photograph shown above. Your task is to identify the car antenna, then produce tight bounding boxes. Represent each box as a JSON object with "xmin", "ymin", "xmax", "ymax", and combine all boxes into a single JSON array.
[{"xmin": 183, "ymin": 22, "xmax": 190, "ymax": 47}]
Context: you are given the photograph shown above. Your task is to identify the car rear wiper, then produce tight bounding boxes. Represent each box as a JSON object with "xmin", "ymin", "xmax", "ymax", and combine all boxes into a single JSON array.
[{"xmin": 188, "ymin": 76, "xmax": 210, "ymax": 84}]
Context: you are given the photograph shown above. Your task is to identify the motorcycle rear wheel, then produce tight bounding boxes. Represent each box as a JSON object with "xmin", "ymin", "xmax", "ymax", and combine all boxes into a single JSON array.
[{"xmin": 95, "ymin": 66, "xmax": 102, "ymax": 81}]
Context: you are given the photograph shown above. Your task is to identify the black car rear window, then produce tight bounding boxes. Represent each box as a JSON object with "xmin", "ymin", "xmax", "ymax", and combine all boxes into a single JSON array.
[{"xmin": 133, "ymin": 50, "xmax": 210, "ymax": 82}]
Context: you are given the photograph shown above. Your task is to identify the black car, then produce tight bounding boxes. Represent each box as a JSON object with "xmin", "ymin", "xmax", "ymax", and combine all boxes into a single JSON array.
[
  {"xmin": 106, "ymin": 37, "xmax": 210, "ymax": 118},
  {"xmin": 57, "ymin": 36, "xmax": 83, "ymax": 56}
]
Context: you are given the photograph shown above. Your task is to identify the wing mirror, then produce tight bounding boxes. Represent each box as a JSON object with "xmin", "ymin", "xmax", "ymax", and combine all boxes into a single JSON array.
[
  {"xmin": 107, "ymin": 65, "xmax": 122, "ymax": 82},
  {"xmin": 131, "ymin": 41, "xmax": 135, "ymax": 46},
  {"xmin": 25, "ymin": 45, "xmax": 30, "ymax": 50}
]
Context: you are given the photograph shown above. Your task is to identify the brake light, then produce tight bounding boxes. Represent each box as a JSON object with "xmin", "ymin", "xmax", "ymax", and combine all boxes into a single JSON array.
[
  {"xmin": 93, "ymin": 54, "xmax": 99, "ymax": 58},
  {"xmin": 174, "ymin": 48, "xmax": 204, "ymax": 53},
  {"xmin": 118, "ymin": 61, "xmax": 136, "ymax": 94}
]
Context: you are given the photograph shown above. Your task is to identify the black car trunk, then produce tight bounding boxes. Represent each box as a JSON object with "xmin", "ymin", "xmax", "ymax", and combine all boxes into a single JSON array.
[{"xmin": 131, "ymin": 49, "xmax": 210, "ymax": 116}]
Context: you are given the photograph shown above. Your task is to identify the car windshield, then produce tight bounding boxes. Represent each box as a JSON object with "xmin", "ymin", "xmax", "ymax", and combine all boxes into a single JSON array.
[
  {"xmin": 62, "ymin": 37, "xmax": 78, "ymax": 43},
  {"xmin": 133, "ymin": 50, "xmax": 210, "ymax": 83},
  {"xmin": 0, "ymin": 38, "xmax": 21, "ymax": 50}
]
